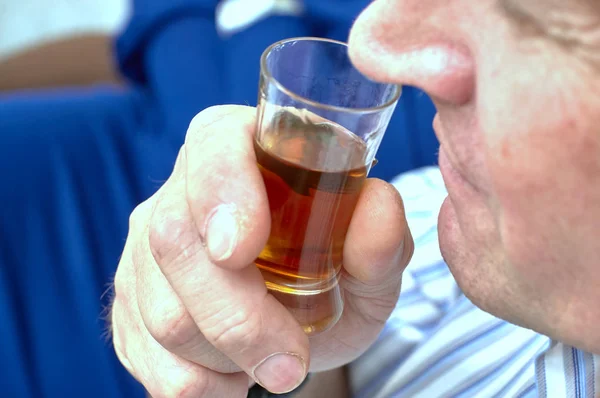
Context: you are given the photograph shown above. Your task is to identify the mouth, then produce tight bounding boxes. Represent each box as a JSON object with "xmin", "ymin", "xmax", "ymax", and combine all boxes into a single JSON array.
[
  {"xmin": 433, "ymin": 114, "xmax": 471, "ymax": 192},
  {"xmin": 438, "ymin": 147, "xmax": 466, "ymax": 190}
]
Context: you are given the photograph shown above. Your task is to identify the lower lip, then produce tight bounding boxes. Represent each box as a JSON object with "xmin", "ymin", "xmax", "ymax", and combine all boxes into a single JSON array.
[
  {"xmin": 434, "ymin": 114, "xmax": 473, "ymax": 194},
  {"xmin": 437, "ymin": 149, "xmax": 463, "ymax": 241}
]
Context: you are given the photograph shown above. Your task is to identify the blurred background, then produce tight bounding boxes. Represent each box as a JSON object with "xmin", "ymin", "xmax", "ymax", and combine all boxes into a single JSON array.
[
  {"xmin": 0, "ymin": 1, "xmax": 438, "ymax": 397},
  {"xmin": 0, "ymin": 0, "xmax": 129, "ymax": 89},
  {"xmin": 0, "ymin": 0, "xmax": 128, "ymax": 57}
]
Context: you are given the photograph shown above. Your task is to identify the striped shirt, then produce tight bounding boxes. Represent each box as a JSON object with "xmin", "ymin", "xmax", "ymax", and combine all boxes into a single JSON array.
[{"xmin": 348, "ymin": 167, "xmax": 600, "ymax": 398}]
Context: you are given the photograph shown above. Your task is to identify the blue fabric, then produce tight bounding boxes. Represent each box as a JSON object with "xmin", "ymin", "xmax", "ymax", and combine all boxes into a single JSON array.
[
  {"xmin": 0, "ymin": 1, "xmax": 438, "ymax": 397},
  {"xmin": 0, "ymin": 87, "xmax": 155, "ymax": 398}
]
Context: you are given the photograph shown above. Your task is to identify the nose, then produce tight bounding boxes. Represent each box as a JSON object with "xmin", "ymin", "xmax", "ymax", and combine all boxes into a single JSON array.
[{"xmin": 348, "ymin": 1, "xmax": 475, "ymax": 105}]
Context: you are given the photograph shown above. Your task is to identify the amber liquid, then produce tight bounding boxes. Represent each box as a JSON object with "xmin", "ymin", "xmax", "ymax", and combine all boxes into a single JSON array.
[{"xmin": 255, "ymin": 109, "xmax": 368, "ymax": 335}]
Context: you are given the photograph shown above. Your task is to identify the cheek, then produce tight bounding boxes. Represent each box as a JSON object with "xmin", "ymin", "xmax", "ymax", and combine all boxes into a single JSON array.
[
  {"xmin": 477, "ymin": 37, "xmax": 600, "ymax": 270},
  {"xmin": 485, "ymin": 114, "xmax": 600, "ymax": 278}
]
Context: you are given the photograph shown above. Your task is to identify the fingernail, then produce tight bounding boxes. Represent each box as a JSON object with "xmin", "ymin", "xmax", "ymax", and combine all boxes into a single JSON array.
[
  {"xmin": 253, "ymin": 353, "xmax": 306, "ymax": 394},
  {"xmin": 205, "ymin": 204, "xmax": 239, "ymax": 262}
]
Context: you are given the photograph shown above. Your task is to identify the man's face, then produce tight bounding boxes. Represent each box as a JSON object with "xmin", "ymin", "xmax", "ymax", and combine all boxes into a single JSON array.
[{"xmin": 349, "ymin": 0, "xmax": 600, "ymax": 353}]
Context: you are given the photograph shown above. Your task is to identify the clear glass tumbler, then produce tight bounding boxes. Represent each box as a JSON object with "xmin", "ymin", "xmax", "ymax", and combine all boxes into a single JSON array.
[{"xmin": 254, "ymin": 37, "xmax": 400, "ymax": 335}]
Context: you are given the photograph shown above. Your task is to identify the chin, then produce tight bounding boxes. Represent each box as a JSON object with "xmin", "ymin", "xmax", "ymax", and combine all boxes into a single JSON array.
[
  {"xmin": 438, "ymin": 197, "xmax": 486, "ymax": 307},
  {"xmin": 437, "ymin": 196, "xmax": 461, "ymax": 267},
  {"xmin": 437, "ymin": 148, "xmax": 488, "ymax": 288},
  {"xmin": 437, "ymin": 196, "xmax": 516, "ymax": 327},
  {"xmin": 438, "ymin": 196, "xmax": 477, "ymax": 298}
]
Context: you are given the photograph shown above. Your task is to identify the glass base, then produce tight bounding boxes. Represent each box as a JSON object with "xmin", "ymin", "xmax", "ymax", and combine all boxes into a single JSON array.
[{"xmin": 258, "ymin": 266, "xmax": 344, "ymax": 336}]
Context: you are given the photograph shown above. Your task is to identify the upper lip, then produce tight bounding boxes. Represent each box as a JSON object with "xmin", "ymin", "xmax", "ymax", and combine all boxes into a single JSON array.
[
  {"xmin": 433, "ymin": 115, "xmax": 459, "ymax": 168},
  {"xmin": 433, "ymin": 114, "xmax": 471, "ymax": 182}
]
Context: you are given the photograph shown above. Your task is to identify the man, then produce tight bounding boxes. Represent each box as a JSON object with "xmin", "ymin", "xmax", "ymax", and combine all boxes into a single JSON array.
[{"xmin": 110, "ymin": 0, "xmax": 600, "ymax": 396}]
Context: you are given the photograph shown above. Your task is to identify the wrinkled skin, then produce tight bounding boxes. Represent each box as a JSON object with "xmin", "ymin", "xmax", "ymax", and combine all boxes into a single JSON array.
[
  {"xmin": 349, "ymin": 0, "xmax": 600, "ymax": 354},
  {"xmin": 111, "ymin": 105, "xmax": 413, "ymax": 397},
  {"xmin": 111, "ymin": 0, "xmax": 600, "ymax": 396}
]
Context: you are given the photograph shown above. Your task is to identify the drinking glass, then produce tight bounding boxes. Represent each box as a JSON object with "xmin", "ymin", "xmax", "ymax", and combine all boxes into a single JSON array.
[{"xmin": 254, "ymin": 37, "xmax": 400, "ymax": 335}]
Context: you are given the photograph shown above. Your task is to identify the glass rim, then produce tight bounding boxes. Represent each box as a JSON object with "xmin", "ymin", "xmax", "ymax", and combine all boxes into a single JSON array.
[{"xmin": 260, "ymin": 37, "xmax": 401, "ymax": 115}]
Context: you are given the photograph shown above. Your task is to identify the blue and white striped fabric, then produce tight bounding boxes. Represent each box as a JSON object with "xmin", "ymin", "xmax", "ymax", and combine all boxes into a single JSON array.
[{"xmin": 348, "ymin": 167, "xmax": 600, "ymax": 398}]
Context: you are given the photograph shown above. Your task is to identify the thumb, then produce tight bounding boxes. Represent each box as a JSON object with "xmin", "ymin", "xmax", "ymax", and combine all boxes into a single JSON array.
[
  {"xmin": 343, "ymin": 178, "xmax": 413, "ymax": 324},
  {"xmin": 307, "ymin": 178, "xmax": 413, "ymax": 371}
]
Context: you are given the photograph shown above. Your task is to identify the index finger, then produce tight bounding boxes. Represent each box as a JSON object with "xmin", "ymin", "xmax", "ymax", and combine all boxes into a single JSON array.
[
  {"xmin": 183, "ymin": 105, "xmax": 271, "ymax": 268},
  {"xmin": 148, "ymin": 106, "xmax": 311, "ymax": 394}
]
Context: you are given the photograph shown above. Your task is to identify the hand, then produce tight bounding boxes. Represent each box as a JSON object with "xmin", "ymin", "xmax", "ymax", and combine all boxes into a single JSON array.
[{"xmin": 110, "ymin": 105, "xmax": 414, "ymax": 397}]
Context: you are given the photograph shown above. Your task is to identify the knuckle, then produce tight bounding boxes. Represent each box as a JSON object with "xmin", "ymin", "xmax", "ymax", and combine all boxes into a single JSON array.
[
  {"xmin": 185, "ymin": 105, "xmax": 254, "ymax": 150},
  {"xmin": 177, "ymin": 375, "xmax": 211, "ymax": 398},
  {"xmin": 112, "ymin": 340, "xmax": 128, "ymax": 368},
  {"xmin": 110, "ymin": 301, "xmax": 124, "ymax": 349},
  {"xmin": 112, "ymin": 340, "xmax": 131, "ymax": 374},
  {"xmin": 147, "ymin": 203, "xmax": 199, "ymax": 268},
  {"xmin": 186, "ymin": 106, "xmax": 235, "ymax": 144},
  {"xmin": 113, "ymin": 269, "xmax": 126, "ymax": 301},
  {"xmin": 143, "ymin": 299, "xmax": 199, "ymax": 352},
  {"xmin": 175, "ymin": 379, "xmax": 210, "ymax": 398},
  {"xmin": 203, "ymin": 306, "xmax": 264, "ymax": 353},
  {"xmin": 128, "ymin": 200, "xmax": 153, "ymax": 234},
  {"xmin": 155, "ymin": 369, "xmax": 212, "ymax": 398},
  {"xmin": 113, "ymin": 262, "xmax": 134, "ymax": 306},
  {"xmin": 110, "ymin": 300, "xmax": 139, "ymax": 380},
  {"xmin": 188, "ymin": 106, "xmax": 242, "ymax": 133}
]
